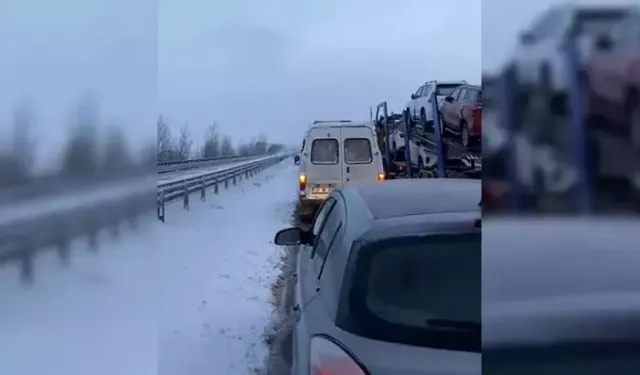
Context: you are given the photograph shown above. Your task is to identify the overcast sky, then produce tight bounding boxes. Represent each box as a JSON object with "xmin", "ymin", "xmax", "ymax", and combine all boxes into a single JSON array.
[{"xmin": 8, "ymin": 0, "xmax": 623, "ymax": 170}]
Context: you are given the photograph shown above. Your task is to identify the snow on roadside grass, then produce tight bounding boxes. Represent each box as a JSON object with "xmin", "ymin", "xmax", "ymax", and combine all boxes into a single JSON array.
[
  {"xmin": 0, "ymin": 217, "xmax": 159, "ymax": 375},
  {"xmin": 157, "ymin": 161, "xmax": 298, "ymax": 375}
]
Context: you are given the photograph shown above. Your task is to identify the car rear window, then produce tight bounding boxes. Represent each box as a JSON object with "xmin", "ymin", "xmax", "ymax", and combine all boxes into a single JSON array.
[
  {"xmin": 347, "ymin": 233, "xmax": 480, "ymax": 352},
  {"xmin": 574, "ymin": 9, "xmax": 630, "ymax": 36},
  {"xmin": 344, "ymin": 138, "xmax": 372, "ymax": 164},
  {"xmin": 436, "ymin": 84, "xmax": 462, "ymax": 97},
  {"xmin": 311, "ymin": 138, "xmax": 339, "ymax": 164}
]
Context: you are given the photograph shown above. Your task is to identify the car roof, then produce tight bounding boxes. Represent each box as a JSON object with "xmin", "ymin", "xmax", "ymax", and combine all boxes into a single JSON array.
[
  {"xmin": 349, "ymin": 178, "xmax": 481, "ymax": 219},
  {"xmin": 483, "ymin": 218, "xmax": 640, "ymax": 346},
  {"xmin": 337, "ymin": 179, "xmax": 481, "ymax": 240}
]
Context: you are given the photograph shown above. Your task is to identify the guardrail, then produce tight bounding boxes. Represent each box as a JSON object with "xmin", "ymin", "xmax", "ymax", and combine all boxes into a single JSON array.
[
  {"xmin": 157, "ymin": 154, "xmax": 291, "ymax": 221},
  {"xmin": 157, "ymin": 153, "xmax": 272, "ymax": 173},
  {"xmin": 0, "ymin": 153, "xmax": 292, "ymax": 284}
]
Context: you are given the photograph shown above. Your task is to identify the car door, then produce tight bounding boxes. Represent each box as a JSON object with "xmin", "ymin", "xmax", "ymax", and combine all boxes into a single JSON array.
[
  {"xmin": 293, "ymin": 197, "xmax": 340, "ymax": 374},
  {"xmin": 410, "ymin": 85, "xmax": 425, "ymax": 118},
  {"xmin": 442, "ymin": 87, "xmax": 463, "ymax": 129},
  {"xmin": 341, "ymin": 127, "xmax": 379, "ymax": 187},
  {"xmin": 305, "ymin": 128, "xmax": 343, "ymax": 193},
  {"xmin": 418, "ymin": 83, "xmax": 434, "ymax": 120}
]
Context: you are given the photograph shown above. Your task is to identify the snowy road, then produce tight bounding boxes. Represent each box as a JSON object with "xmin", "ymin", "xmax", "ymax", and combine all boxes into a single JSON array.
[{"xmin": 0, "ymin": 160, "xmax": 297, "ymax": 375}]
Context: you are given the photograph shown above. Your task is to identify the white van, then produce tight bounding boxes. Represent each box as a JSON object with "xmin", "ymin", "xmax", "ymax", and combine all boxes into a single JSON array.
[{"xmin": 298, "ymin": 120, "xmax": 385, "ymax": 219}]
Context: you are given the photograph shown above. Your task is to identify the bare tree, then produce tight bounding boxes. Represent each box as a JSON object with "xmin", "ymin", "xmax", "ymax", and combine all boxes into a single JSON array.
[
  {"xmin": 177, "ymin": 123, "xmax": 193, "ymax": 160},
  {"xmin": 253, "ymin": 133, "xmax": 268, "ymax": 154},
  {"xmin": 101, "ymin": 125, "xmax": 131, "ymax": 175},
  {"xmin": 202, "ymin": 122, "xmax": 220, "ymax": 158},
  {"xmin": 157, "ymin": 115, "xmax": 174, "ymax": 161},
  {"xmin": 12, "ymin": 100, "xmax": 37, "ymax": 174},
  {"xmin": 60, "ymin": 98, "xmax": 100, "ymax": 179},
  {"xmin": 220, "ymin": 135, "xmax": 235, "ymax": 156}
]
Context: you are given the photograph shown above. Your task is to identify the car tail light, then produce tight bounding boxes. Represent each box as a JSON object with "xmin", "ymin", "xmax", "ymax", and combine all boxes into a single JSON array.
[
  {"xmin": 377, "ymin": 172, "xmax": 385, "ymax": 181},
  {"xmin": 299, "ymin": 173, "xmax": 307, "ymax": 191},
  {"xmin": 310, "ymin": 336, "xmax": 367, "ymax": 375},
  {"xmin": 472, "ymin": 106, "xmax": 482, "ymax": 133}
]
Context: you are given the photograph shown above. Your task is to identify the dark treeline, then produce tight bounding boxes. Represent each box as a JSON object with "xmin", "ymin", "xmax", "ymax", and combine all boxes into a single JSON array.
[{"xmin": 156, "ymin": 115, "xmax": 283, "ymax": 162}]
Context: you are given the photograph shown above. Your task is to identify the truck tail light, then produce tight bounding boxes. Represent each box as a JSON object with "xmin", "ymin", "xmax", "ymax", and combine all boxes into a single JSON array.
[
  {"xmin": 377, "ymin": 172, "xmax": 385, "ymax": 181},
  {"xmin": 299, "ymin": 173, "xmax": 307, "ymax": 191},
  {"xmin": 472, "ymin": 106, "xmax": 482, "ymax": 133},
  {"xmin": 310, "ymin": 336, "xmax": 367, "ymax": 375}
]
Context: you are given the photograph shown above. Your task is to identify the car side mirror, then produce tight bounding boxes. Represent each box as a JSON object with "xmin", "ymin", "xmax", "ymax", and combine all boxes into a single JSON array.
[
  {"xmin": 595, "ymin": 34, "xmax": 613, "ymax": 51},
  {"xmin": 445, "ymin": 96, "xmax": 454, "ymax": 103},
  {"xmin": 294, "ymin": 154, "xmax": 301, "ymax": 165},
  {"xmin": 519, "ymin": 31, "xmax": 535, "ymax": 45},
  {"xmin": 274, "ymin": 227, "xmax": 303, "ymax": 246},
  {"xmin": 410, "ymin": 94, "xmax": 417, "ymax": 100}
]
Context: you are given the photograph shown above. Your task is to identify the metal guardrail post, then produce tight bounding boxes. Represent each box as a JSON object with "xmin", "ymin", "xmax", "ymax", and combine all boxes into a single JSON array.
[
  {"xmin": 183, "ymin": 183, "xmax": 190, "ymax": 210},
  {"xmin": 233, "ymin": 174, "xmax": 237, "ymax": 185},
  {"xmin": 200, "ymin": 178, "xmax": 206, "ymax": 201},
  {"xmin": 56, "ymin": 226, "xmax": 70, "ymax": 265},
  {"xmin": 214, "ymin": 181, "xmax": 219, "ymax": 194},
  {"xmin": 158, "ymin": 190, "xmax": 166, "ymax": 222},
  {"xmin": 87, "ymin": 222, "xmax": 98, "ymax": 249},
  {"xmin": 20, "ymin": 249, "xmax": 34, "ymax": 285},
  {"xmin": 225, "ymin": 176, "xmax": 229, "ymax": 189}
]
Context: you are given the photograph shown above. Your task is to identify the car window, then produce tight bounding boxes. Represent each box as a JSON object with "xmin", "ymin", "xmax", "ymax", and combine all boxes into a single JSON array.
[
  {"xmin": 312, "ymin": 202, "xmax": 343, "ymax": 276},
  {"xmin": 415, "ymin": 86, "xmax": 423, "ymax": 96},
  {"xmin": 421, "ymin": 84, "xmax": 433, "ymax": 98},
  {"xmin": 347, "ymin": 233, "xmax": 481, "ymax": 351},
  {"xmin": 449, "ymin": 87, "xmax": 461, "ymax": 100},
  {"xmin": 465, "ymin": 89, "xmax": 480, "ymax": 101},
  {"xmin": 300, "ymin": 139, "xmax": 306, "ymax": 153},
  {"xmin": 311, "ymin": 198, "xmax": 337, "ymax": 238},
  {"xmin": 344, "ymin": 138, "xmax": 372, "ymax": 164},
  {"xmin": 310, "ymin": 138, "xmax": 339, "ymax": 164}
]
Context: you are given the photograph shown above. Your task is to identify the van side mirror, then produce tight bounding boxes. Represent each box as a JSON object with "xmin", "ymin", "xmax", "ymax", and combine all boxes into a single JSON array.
[
  {"xmin": 595, "ymin": 34, "xmax": 613, "ymax": 51},
  {"xmin": 294, "ymin": 154, "xmax": 301, "ymax": 165},
  {"xmin": 519, "ymin": 31, "xmax": 535, "ymax": 45},
  {"xmin": 410, "ymin": 94, "xmax": 417, "ymax": 100},
  {"xmin": 274, "ymin": 227, "xmax": 302, "ymax": 246},
  {"xmin": 444, "ymin": 96, "xmax": 455, "ymax": 103}
]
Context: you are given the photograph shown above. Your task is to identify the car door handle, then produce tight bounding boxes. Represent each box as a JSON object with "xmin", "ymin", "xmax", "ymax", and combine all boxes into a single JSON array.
[{"xmin": 346, "ymin": 166, "xmax": 350, "ymax": 173}]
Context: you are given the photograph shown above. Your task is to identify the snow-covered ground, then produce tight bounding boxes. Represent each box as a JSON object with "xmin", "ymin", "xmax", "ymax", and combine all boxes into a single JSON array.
[
  {"xmin": 0, "ymin": 160, "xmax": 297, "ymax": 375},
  {"xmin": 157, "ymin": 161, "xmax": 296, "ymax": 375}
]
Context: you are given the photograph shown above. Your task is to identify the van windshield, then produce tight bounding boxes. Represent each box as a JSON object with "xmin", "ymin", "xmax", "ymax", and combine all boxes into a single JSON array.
[
  {"xmin": 344, "ymin": 138, "xmax": 372, "ymax": 164},
  {"xmin": 311, "ymin": 138, "xmax": 339, "ymax": 164},
  {"xmin": 347, "ymin": 233, "xmax": 481, "ymax": 352}
]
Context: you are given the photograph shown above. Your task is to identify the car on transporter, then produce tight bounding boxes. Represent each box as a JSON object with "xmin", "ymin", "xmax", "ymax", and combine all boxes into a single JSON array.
[{"xmin": 273, "ymin": 178, "xmax": 481, "ymax": 375}]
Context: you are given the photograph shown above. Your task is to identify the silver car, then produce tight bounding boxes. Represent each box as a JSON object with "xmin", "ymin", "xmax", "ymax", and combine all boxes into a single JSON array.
[{"xmin": 274, "ymin": 178, "xmax": 481, "ymax": 375}]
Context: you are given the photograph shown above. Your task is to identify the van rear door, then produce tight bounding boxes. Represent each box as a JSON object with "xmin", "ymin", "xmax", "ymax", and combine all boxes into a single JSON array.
[
  {"xmin": 305, "ymin": 127, "xmax": 343, "ymax": 197},
  {"xmin": 341, "ymin": 126, "xmax": 381, "ymax": 187}
]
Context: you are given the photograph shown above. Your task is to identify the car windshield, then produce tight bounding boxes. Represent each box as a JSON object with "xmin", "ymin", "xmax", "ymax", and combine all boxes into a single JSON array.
[
  {"xmin": 349, "ymin": 233, "xmax": 480, "ymax": 352},
  {"xmin": 310, "ymin": 138, "xmax": 339, "ymax": 164},
  {"xmin": 486, "ymin": 342, "xmax": 640, "ymax": 375}
]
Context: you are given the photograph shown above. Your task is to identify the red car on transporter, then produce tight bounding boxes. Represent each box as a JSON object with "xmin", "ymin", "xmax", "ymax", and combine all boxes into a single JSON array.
[
  {"xmin": 581, "ymin": 14, "xmax": 640, "ymax": 201},
  {"xmin": 439, "ymin": 83, "xmax": 483, "ymax": 149}
]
